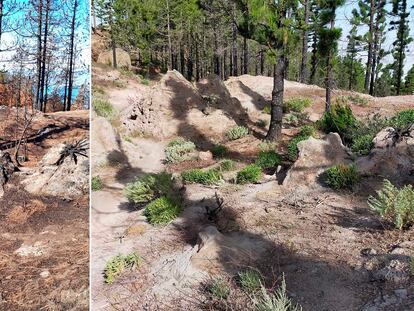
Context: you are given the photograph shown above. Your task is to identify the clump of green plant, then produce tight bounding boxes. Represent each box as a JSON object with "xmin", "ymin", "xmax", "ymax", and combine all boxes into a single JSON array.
[
  {"xmin": 257, "ymin": 119, "xmax": 268, "ymax": 127},
  {"xmin": 123, "ymin": 136, "xmax": 132, "ymax": 143},
  {"xmin": 255, "ymin": 150, "xmax": 281, "ymax": 169},
  {"xmin": 389, "ymin": 109, "xmax": 414, "ymax": 130},
  {"xmin": 298, "ymin": 124, "xmax": 316, "ymax": 137},
  {"xmin": 219, "ymin": 159, "xmax": 236, "ymax": 172},
  {"xmin": 144, "ymin": 196, "xmax": 181, "ymax": 225},
  {"xmin": 238, "ymin": 269, "xmax": 262, "ymax": 294},
  {"xmin": 104, "ymin": 252, "xmax": 142, "ymax": 284},
  {"xmin": 325, "ymin": 164, "xmax": 359, "ymax": 190},
  {"xmin": 287, "ymin": 125, "xmax": 316, "ymax": 161},
  {"xmin": 211, "ymin": 145, "xmax": 228, "ymax": 158},
  {"xmin": 263, "ymin": 106, "xmax": 271, "ymax": 114},
  {"xmin": 91, "ymin": 176, "xmax": 103, "ymax": 191},
  {"xmin": 181, "ymin": 169, "xmax": 222, "ymax": 185},
  {"xmin": 237, "ymin": 164, "xmax": 262, "ymax": 184},
  {"xmin": 368, "ymin": 179, "xmax": 414, "ymax": 230},
  {"xmin": 125, "ymin": 172, "xmax": 174, "ymax": 204},
  {"xmin": 254, "ymin": 276, "xmax": 302, "ymax": 311},
  {"xmin": 284, "ymin": 98, "xmax": 312, "ymax": 113},
  {"xmin": 348, "ymin": 94, "xmax": 369, "ymax": 106},
  {"xmin": 351, "ymin": 134, "xmax": 374, "ymax": 156},
  {"xmin": 226, "ymin": 126, "xmax": 249, "ymax": 140},
  {"xmin": 141, "ymin": 78, "xmax": 150, "ymax": 86},
  {"xmin": 209, "ymin": 278, "xmax": 231, "ymax": 300},
  {"xmin": 318, "ymin": 103, "xmax": 356, "ymax": 138},
  {"xmin": 165, "ymin": 137, "xmax": 196, "ymax": 163},
  {"xmin": 93, "ymin": 97, "xmax": 115, "ymax": 119}
]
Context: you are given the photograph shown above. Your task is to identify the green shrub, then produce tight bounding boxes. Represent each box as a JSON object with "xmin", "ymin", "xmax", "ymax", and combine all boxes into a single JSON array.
[
  {"xmin": 255, "ymin": 150, "xmax": 281, "ymax": 169},
  {"xmin": 144, "ymin": 196, "xmax": 181, "ymax": 225},
  {"xmin": 238, "ymin": 269, "xmax": 262, "ymax": 293},
  {"xmin": 211, "ymin": 145, "xmax": 228, "ymax": 158},
  {"xmin": 318, "ymin": 103, "xmax": 356, "ymax": 139},
  {"xmin": 351, "ymin": 134, "xmax": 374, "ymax": 156},
  {"xmin": 368, "ymin": 179, "xmax": 414, "ymax": 230},
  {"xmin": 209, "ymin": 278, "xmax": 230, "ymax": 300},
  {"xmin": 165, "ymin": 137, "xmax": 196, "ymax": 163},
  {"xmin": 125, "ymin": 172, "xmax": 174, "ymax": 204},
  {"xmin": 237, "ymin": 164, "xmax": 262, "ymax": 184},
  {"xmin": 219, "ymin": 159, "xmax": 236, "ymax": 172},
  {"xmin": 263, "ymin": 106, "xmax": 271, "ymax": 114},
  {"xmin": 181, "ymin": 169, "xmax": 222, "ymax": 185},
  {"xmin": 325, "ymin": 164, "xmax": 359, "ymax": 190},
  {"xmin": 104, "ymin": 252, "xmax": 141, "ymax": 284},
  {"xmin": 284, "ymin": 98, "xmax": 312, "ymax": 113},
  {"xmin": 390, "ymin": 109, "xmax": 414, "ymax": 130},
  {"xmin": 226, "ymin": 126, "xmax": 249, "ymax": 140},
  {"xmin": 91, "ymin": 176, "xmax": 103, "ymax": 191},
  {"xmin": 299, "ymin": 125, "xmax": 316, "ymax": 137},
  {"xmin": 141, "ymin": 78, "xmax": 150, "ymax": 86},
  {"xmin": 287, "ymin": 125, "xmax": 316, "ymax": 161},
  {"xmin": 93, "ymin": 97, "xmax": 115, "ymax": 118}
]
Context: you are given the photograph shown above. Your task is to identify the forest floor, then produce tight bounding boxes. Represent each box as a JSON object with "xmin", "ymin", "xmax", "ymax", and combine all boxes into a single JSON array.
[
  {"xmin": 0, "ymin": 109, "xmax": 89, "ymax": 311},
  {"xmin": 91, "ymin": 64, "xmax": 414, "ymax": 311}
]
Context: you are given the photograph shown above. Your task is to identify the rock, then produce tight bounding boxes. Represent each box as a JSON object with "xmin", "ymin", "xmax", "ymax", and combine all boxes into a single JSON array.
[
  {"xmin": 283, "ymin": 133, "xmax": 350, "ymax": 189},
  {"xmin": 198, "ymin": 151, "xmax": 213, "ymax": 162},
  {"xmin": 394, "ymin": 289, "xmax": 408, "ymax": 299},
  {"xmin": 15, "ymin": 242, "xmax": 45, "ymax": 257},
  {"xmin": 97, "ymin": 48, "xmax": 132, "ymax": 69},
  {"xmin": 372, "ymin": 127, "xmax": 395, "ymax": 149},
  {"xmin": 361, "ymin": 248, "xmax": 378, "ymax": 257},
  {"xmin": 40, "ymin": 270, "xmax": 50, "ymax": 278},
  {"xmin": 365, "ymin": 255, "xmax": 412, "ymax": 285},
  {"xmin": 91, "ymin": 115, "xmax": 120, "ymax": 165}
]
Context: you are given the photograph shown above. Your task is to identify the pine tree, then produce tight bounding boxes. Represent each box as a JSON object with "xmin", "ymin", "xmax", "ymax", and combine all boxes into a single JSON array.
[{"xmin": 404, "ymin": 64, "xmax": 414, "ymax": 94}]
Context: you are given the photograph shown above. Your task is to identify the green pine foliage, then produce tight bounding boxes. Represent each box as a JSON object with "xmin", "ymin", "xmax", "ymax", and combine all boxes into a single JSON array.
[
  {"xmin": 284, "ymin": 98, "xmax": 312, "ymax": 113},
  {"xmin": 226, "ymin": 126, "xmax": 249, "ymax": 141},
  {"xmin": 91, "ymin": 176, "xmax": 104, "ymax": 191},
  {"xmin": 144, "ymin": 196, "xmax": 181, "ymax": 225},
  {"xmin": 181, "ymin": 169, "xmax": 222, "ymax": 185},
  {"xmin": 219, "ymin": 159, "xmax": 236, "ymax": 172},
  {"xmin": 125, "ymin": 172, "xmax": 174, "ymax": 204},
  {"xmin": 236, "ymin": 164, "xmax": 262, "ymax": 184},
  {"xmin": 255, "ymin": 150, "xmax": 281, "ymax": 169},
  {"xmin": 238, "ymin": 269, "xmax": 262, "ymax": 294},
  {"xmin": 325, "ymin": 164, "xmax": 360, "ymax": 190},
  {"xmin": 209, "ymin": 278, "xmax": 231, "ymax": 300},
  {"xmin": 318, "ymin": 103, "xmax": 356, "ymax": 140},
  {"xmin": 211, "ymin": 145, "xmax": 228, "ymax": 158},
  {"xmin": 165, "ymin": 137, "xmax": 196, "ymax": 163},
  {"xmin": 104, "ymin": 252, "xmax": 142, "ymax": 284}
]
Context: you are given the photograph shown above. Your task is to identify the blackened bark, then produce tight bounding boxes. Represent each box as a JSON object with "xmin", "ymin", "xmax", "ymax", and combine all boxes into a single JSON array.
[
  {"xmin": 267, "ymin": 55, "xmax": 285, "ymax": 141},
  {"xmin": 243, "ymin": 36, "xmax": 248, "ymax": 74},
  {"xmin": 299, "ymin": 0, "xmax": 309, "ymax": 83},
  {"xmin": 66, "ymin": 0, "xmax": 78, "ymax": 111},
  {"xmin": 364, "ymin": 0, "xmax": 375, "ymax": 92}
]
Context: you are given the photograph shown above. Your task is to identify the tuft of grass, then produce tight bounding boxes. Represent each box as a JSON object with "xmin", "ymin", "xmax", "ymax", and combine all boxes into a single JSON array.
[
  {"xmin": 104, "ymin": 252, "xmax": 142, "ymax": 284},
  {"xmin": 124, "ymin": 136, "xmax": 132, "ymax": 143},
  {"xmin": 219, "ymin": 159, "xmax": 236, "ymax": 172},
  {"xmin": 93, "ymin": 97, "xmax": 115, "ymax": 119},
  {"xmin": 368, "ymin": 179, "xmax": 414, "ymax": 230},
  {"xmin": 238, "ymin": 269, "xmax": 262, "ymax": 294},
  {"xmin": 284, "ymin": 98, "xmax": 312, "ymax": 113},
  {"xmin": 325, "ymin": 164, "xmax": 359, "ymax": 190},
  {"xmin": 263, "ymin": 106, "xmax": 271, "ymax": 114},
  {"xmin": 211, "ymin": 144, "xmax": 228, "ymax": 158},
  {"xmin": 209, "ymin": 278, "xmax": 231, "ymax": 300},
  {"xmin": 390, "ymin": 109, "xmax": 414, "ymax": 130},
  {"xmin": 91, "ymin": 176, "xmax": 103, "ymax": 191},
  {"xmin": 141, "ymin": 78, "xmax": 150, "ymax": 86},
  {"xmin": 226, "ymin": 126, "xmax": 249, "ymax": 140},
  {"xmin": 144, "ymin": 196, "xmax": 181, "ymax": 225},
  {"xmin": 124, "ymin": 172, "xmax": 174, "ymax": 204},
  {"xmin": 165, "ymin": 137, "xmax": 196, "ymax": 163},
  {"xmin": 237, "ymin": 164, "xmax": 262, "ymax": 184},
  {"xmin": 181, "ymin": 169, "xmax": 222, "ymax": 185},
  {"xmin": 255, "ymin": 150, "xmax": 281, "ymax": 169},
  {"xmin": 351, "ymin": 134, "xmax": 374, "ymax": 156}
]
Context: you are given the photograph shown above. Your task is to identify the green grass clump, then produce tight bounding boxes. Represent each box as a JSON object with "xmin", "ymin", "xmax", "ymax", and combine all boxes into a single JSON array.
[
  {"xmin": 325, "ymin": 164, "xmax": 359, "ymax": 190},
  {"xmin": 141, "ymin": 78, "xmax": 150, "ymax": 86},
  {"xmin": 389, "ymin": 109, "xmax": 414, "ymax": 130},
  {"xmin": 351, "ymin": 134, "xmax": 374, "ymax": 156},
  {"xmin": 263, "ymin": 106, "xmax": 271, "ymax": 114},
  {"xmin": 219, "ymin": 159, "xmax": 236, "ymax": 172},
  {"xmin": 237, "ymin": 164, "xmax": 262, "ymax": 184},
  {"xmin": 238, "ymin": 269, "xmax": 262, "ymax": 294},
  {"xmin": 93, "ymin": 97, "xmax": 115, "ymax": 119},
  {"xmin": 181, "ymin": 169, "xmax": 222, "ymax": 185},
  {"xmin": 211, "ymin": 145, "xmax": 228, "ymax": 158},
  {"xmin": 368, "ymin": 179, "xmax": 414, "ymax": 230},
  {"xmin": 209, "ymin": 278, "xmax": 230, "ymax": 300},
  {"xmin": 226, "ymin": 126, "xmax": 249, "ymax": 140},
  {"xmin": 125, "ymin": 172, "xmax": 174, "ymax": 204},
  {"xmin": 255, "ymin": 150, "xmax": 281, "ymax": 169},
  {"xmin": 318, "ymin": 103, "xmax": 356, "ymax": 138},
  {"xmin": 91, "ymin": 176, "xmax": 103, "ymax": 191},
  {"xmin": 144, "ymin": 196, "xmax": 181, "ymax": 225},
  {"xmin": 165, "ymin": 137, "xmax": 196, "ymax": 163},
  {"xmin": 104, "ymin": 252, "xmax": 142, "ymax": 284},
  {"xmin": 284, "ymin": 98, "xmax": 312, "ymax": 113}
]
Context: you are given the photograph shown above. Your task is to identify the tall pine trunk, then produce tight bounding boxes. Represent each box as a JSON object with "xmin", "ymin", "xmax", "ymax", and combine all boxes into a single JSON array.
[
  {"xmin": 364, "ymin": 0, "xmax": 375, "ymax": 92},
  {"xmin": 267, "ymin": 55, "xmax": 285, "ymax": 141},
  {"xmin": 66, "ymin": 0, "xmax": 78, "ymax": 111},
  {"xmin": 299, "ymin": 0, "xmax": 309, "ymax": 83},
  {"xmin": 243, "ymin": 37, "xmax": 248, "ymax": 74}
]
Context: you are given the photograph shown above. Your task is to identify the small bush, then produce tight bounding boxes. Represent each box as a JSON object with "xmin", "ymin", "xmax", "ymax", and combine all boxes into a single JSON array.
[
  {"xmin": 91, "ymin": 176, "xmax": 103, "ymax": 191},
  {"xmin": 325, "ymin": 164, "xmax": 359, "ymax": 190},
  {"xmin": 263, "ymin": 106, "xmax": 271, "ymax": 114},
  {"xmin": 390, "ymin": 109, "xmax": 414, "ymax": 130},
  {"xmin": 318, "ymin": 103, "xmax": 356, "ymax": 139},
  {"xmin": 181, "ymin": 169, "xmax": 222, "ymax": 185},
  {"xmin": 93, "ymin": 97, "xmax": 115, "ymax": 118},
  {"xmin": 287, "ymin": 125, "xmax": 315, "ymax": 161},
  {"xmin": 219, "ymin": 159, "xmax": 236, "ymax": 172},
  {"xmin": 368, "ymin": 179, "xmax": 414, "ymax": 230},
  {"xmin": 298, "ymin": 125, "xmax": 316, "ymax": 137},
  {"xmin": 211, "ymin": 145, "xmax": 228, "ymax": 158},
  {"xmin": 351, "ymin": 134, "xmax": 374, "ymax": 156},
  {"xmin": 284, "ymin": 98, "xmax": 312, "ymax": 113},
  {"xmin": 165, "ymin": 137, "xmax": 196, "ymax": 163},
  {"xmin": 144, "ymin": 196, "xmax": 181, "ymax": 225},
  {"xmin": 255, "ymin": 150, "xmax": 281, "ymax": 169},
  {"xmin": 227, "ymin": 126, "xmax": 249, "ymax": 140},
  {"xmin": 238, "ymin": 269, "xmax": 262, "ymax": 293},
  {"xmin": 104, "ymin": 252, "xmax": 142, "ymax": 284},
  {"xmin": 209, "ymin": 278, "xmax": 230, "ymax": 300},
  {"xmin": 237, "ymin": 164, "xmax": 262, "ymax": 184},
  {"xmin": 125, "ymin": 172, "xmax": 174, "ymax": 204}
]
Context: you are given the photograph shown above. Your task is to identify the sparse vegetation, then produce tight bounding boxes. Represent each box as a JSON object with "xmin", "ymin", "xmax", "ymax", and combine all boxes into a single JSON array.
[
  {"xmin": 368, "ymin": 179, "xmax": 414, "ymax": 230},
  {"xmin": 390, "ymin": 109, "xmax": 414, "ymax": 130},
  {"xmin": 211, "ymin": 144, "xmax": 228, "ymax": 158},
  {"xmin": 181, "ymin": 168, "xmax": 222, "ymax": 185},
  {"xmin": 219, "ymin": 159, "xmax": 236, "ymax": 172},
  {"xmin": 91, "ymin": 176, "xmax": 103, "ymax": 191},
  {"xmin": 238, "ymin": 269, "xmax": 262, "ymax": 294},
  {"xmin": 237, "ymin": 164, "xmax": 262, "ymax": 184},
  {"xmin": 165, "ymin": 137, "xmax": 196, "ymax": 163},
  {"xmin": 255, "ymin": 150, "xmax": 281, "ymax": 169},
  {"xmin": 347, "ymin": 94, "xmax": 369, "ymax": 106},
  {"xmin": 325, "ymin": 164, "xmax": 360, "ymax": 190},
  {"xmin": 209, "ymin": 278, "xmax": 231, "ymax": 300},
  {"xmin": 227, "ymin": 126, "xmax": 249, "ymax": 140},
  {"xmin": 141, "ymin": 78, "xmax": 150, "ymax": 86},
  {"xmin": 125, "ymin": 172, "xmax": 174, "ymax": 204},
  {"xmin": 93, "ymin": 97, "xmax": 115, "ymax": 119},
  {"xmin": 263, "ymin": 106, "xmax": 271, "ymax": 114},
  {"xmin": 351, "ymin": 134, "xmax": 374, "ymax": 155},
  {"xmin": 284, "ymin": 98, "xmax": 312, "ymax": 113},
  {"xmin": 104, "ymin": 252, "xmax": 142, "ymax": 284},
  {"xmin": 144, "ymin": 196, "xmax": 181, "ymax": 225}
]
